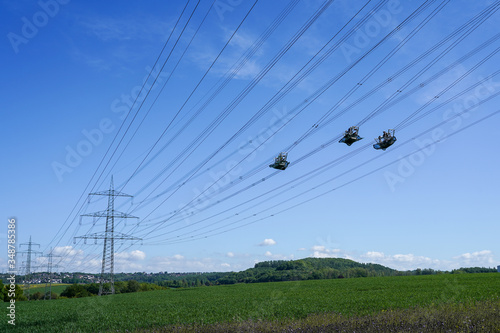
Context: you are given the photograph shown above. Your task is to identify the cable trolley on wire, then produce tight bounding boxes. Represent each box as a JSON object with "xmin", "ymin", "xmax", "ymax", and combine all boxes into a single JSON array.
[
  {"xmin": 339, "ymin": 126, "xmax": 363, "ymax": 146},
  {"xmin": 268, "ymin": 127, "xmax": 396, "ymax": 171},
  {"xmin": 373, "ymin": 129, "xmax": 396, "ymax": 150},
  {"xmin": 269, "ymin": 152, "xmax": 290, "ymax": 170}
]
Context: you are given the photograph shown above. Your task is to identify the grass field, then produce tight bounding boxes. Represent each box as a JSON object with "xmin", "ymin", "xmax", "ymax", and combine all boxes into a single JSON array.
[{"xmin": 4, "ymin": 273, "xmax": 500, "ymax": 332}]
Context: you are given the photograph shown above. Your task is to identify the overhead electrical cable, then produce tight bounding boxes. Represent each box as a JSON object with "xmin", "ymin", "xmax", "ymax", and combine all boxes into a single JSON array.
[
  {"xmin": 149, "ymin": 107, "xmax": 500, "ymax": 244},
  {"xmin": 134, "ymin": 0, "xmax": 441, "ymax": 238},
  {"xmin": 122, "ymin": 0, "xmax": 302, "ymax": 198},
  {"xmin": 43, "ymin": 0, "xmax": 194, "ymax": 254},
  {"xmin": 356, "ymin": 0, "xmax": 500, "ymax": 126},
  {"xmin": 123, "ymin": 0, "xmax": 338, "ymax": 222},
  {"xmin": 132, "ymin": 6, "xmax": 500, "ymax": 214},
  {"xmin": 98, "ymin": 0, "xmax": 218, "ymax": 191},
  {"xmin": 118, "ymin": 0, "xmax": 260, "ymax": 194},
  {"xmin": 122, "ymin": 0, "xmax": 378, "ymax": 211},
  {"xmin": 139, "ymin": 63, "xmax": 500, "ymax": 240},
  {"xmin": 125, "ymin": 0, "xmax": 426, "ymax": 219}
]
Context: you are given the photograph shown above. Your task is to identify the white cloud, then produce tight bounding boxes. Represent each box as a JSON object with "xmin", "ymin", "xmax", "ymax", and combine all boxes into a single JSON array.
[
  {"xmin": 146, "ymin": 255, "xmax": 235, "ymax": 273},
  {"xmin": 226, "ymin": 252, "xmax": 235, "ymax": 258},
  {"xmin": 259, "ymin": 239, "xmax": 277, "ymax": 246},
  {"xmin": 454, "ymin": 250, "xmax": 496, "ymax": 266},
  {"xmin": 47, "ymin": 246, "xmax": 103, "ymax": 273},
  {"xmin": 306, "ymin": 246, "xmax": 480, "ymax": 271},
  {"xmin": 0, "ymin": 257, "xmax": 6, "ymax": 272},
  {"xmin": 262, "ymin": 251, "xmax": 294, "ymax": 260},
  {"xmin": 115, "ymin": 250, "xmax": 146, "ymax": 261},
  {"xmin": 311, "ymin": 245, "xmax": 342, "ymax": 258},
  {"xmin": 115, "ymin": 262, "xmax": 144, "ymax": 272},
  {"xmin": 359, "ymin": 251, "xmax": 441, "ymax": 270},
  {"xmin": 53, "ymin": 245, "xmax": 84, "ymax": 257},
  {"xmin": 365, "ymin": 251, "xmax": 385, "ymax": 259},
  {"xmin": 230, "ymin": 31, "xmax": 257, "ymax": 51}
]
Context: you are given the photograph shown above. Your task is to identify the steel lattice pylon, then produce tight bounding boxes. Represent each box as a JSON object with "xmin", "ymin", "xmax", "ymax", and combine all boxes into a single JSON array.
[
  {"xmin": 19, "ymin": 236, "xmax": 42, "ymax": 300},
  {"xmin": 43, "ymin": 248, "xmax": 61, "ymax": 300},
  {"xmin": 75, "ymin": 176, "xmax": 141, "ymax": 296}
]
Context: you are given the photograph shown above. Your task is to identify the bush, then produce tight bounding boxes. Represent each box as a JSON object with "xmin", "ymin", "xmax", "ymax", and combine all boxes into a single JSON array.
[
  {"xmin": 60, "ymin": 284, "xmax": 90, "ymax": 298},
  {"xmin": 30, "ymin": 291, "xmax": 43, "ymax": 300},
  {"xmin": 126, "ymin": 280, "xmax": 140, "ymax": 293}
]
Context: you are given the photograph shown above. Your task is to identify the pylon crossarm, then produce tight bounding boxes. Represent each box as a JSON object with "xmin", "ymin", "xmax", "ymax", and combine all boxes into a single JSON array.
[
  {"xmin": 89, "ymin": 190, "xmax": 133, "ymax": 198},
  {"xmin": 75, "ymin": 232, "xmax": 142, "ymax": 241},
  {"xmin": 75, "ymin": 232, "xmax": 107, "ymax": 240},
  {"xmin": 81, "ymin": 210, "xmax": 138, "ymax": 219},
  {"xmin": 112, "ymin": 232, "xmax": 142, "ymax": 241}
]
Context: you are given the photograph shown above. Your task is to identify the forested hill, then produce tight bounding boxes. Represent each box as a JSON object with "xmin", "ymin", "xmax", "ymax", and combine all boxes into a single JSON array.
[
  {"xmin": 255, "ymin": 257, "xmax": 396, "ymax": 274},
  {"xmin": 214, "ymin": 257, "xmax": 398, "ymax": 284}
]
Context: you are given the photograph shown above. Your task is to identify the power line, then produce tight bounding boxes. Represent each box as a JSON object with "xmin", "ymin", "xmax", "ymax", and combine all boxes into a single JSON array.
[
  {"xmin": 136, "ymin": 8, "xmax": 500, "ymax": 217},
  {"xmin": 141, "ymin": 63, "xmax": 500, "ymax": 242},
  {"xmin": 125, "ymin": 0, "xmax": 336, "ymax": 225},
  {"xmin": 52, "ymin": 1, "xmax": 500, "ymax": 269},
  {"xmin": 119, "ymin": 0, "xmax": 260, "ymax": 194},
  {"xmin": 136, "ymin": 0, "xmax": 441, "ymax": 239},
  {"xmin": 44, "ymin": 0, "xmax": 194, "ymax": 256},
  {"xmin": 153, "ymin": 107, "xmax": 500, "ymax": 245},
  {"xmin": 120, "ymin": 0, "xmax": 301, "ymax": 200}
]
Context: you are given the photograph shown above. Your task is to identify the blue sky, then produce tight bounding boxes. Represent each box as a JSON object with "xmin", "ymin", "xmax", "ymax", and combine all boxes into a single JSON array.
[{"xmin": 2, "ymin": 0, "xmax": 499, "ymax": 274}]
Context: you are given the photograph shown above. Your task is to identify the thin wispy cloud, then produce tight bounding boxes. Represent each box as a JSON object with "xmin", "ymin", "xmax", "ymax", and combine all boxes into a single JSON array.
[
  {"xmin": 79, "ymin": 16, "xmax": 171, "ymax": 42},
  {"xmin": 188, "ymin": 30, "xmax": 264, "ymax": 80}
]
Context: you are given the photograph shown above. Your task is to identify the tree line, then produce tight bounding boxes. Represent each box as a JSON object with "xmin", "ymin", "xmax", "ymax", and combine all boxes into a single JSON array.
[{"xmin": 59, "ymin": 280, "xmax": 165, "ymax": 298}]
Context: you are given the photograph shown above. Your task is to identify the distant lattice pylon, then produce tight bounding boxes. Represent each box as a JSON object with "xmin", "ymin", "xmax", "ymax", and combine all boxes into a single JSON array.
[
  {"xmin": 75, "ymin": 176, "xmax": 141, "ymax": 295},
  {"xmin": 19, "ymin": 236, "xmax": 42, "ymax": 300}
]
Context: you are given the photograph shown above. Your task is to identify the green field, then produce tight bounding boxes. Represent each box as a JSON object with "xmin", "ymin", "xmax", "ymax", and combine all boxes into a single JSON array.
[
  {"xmin": 24, "ymin": 284, "xmax": 72, "ymax": 296},
  {"xmin": 4, "ymin": 273, "xmax": 500, "ymax": 332}
]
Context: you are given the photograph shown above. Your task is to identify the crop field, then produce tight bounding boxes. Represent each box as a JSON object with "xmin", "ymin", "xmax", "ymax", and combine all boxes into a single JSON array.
[
  {"xmin": 24, "ymin": 284, "xmax": 71, "ymax": 296},
  {"xmin": 4, "ymin": 273, "xmax": 500, "ymax": 332}
]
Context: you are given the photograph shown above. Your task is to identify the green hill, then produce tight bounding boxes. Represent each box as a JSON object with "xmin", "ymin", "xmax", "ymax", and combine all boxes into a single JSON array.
[
  {"xmin": 256, "ymin": 257, "xmax": 397, "ymax": 273},
  {"xmin": 215, "ymin": 257, "xmax": 398, "ymax": 285}
]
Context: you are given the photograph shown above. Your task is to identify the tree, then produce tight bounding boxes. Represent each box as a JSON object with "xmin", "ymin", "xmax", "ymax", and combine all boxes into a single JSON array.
[
  {"xmin": 348, "ymin": 268, "xmax": 368, "ymax": 278},
  {"xmin": 60, "ymin": 284, "xmax": 90, "ymax": 298},
  {"xmin": 5, "ymin": 284, "xmax": 28, "ymax": 301},
  {"xmin": 0, "ymin": 281, "xmax": 6, "ymax": 301},
  {"xmin": 84, "ymin": 283, "xmax": 100, "ymax": 295},
  {"xmin": 113, "ymin": 281, "xmax": 126, "ymax": 293},
  {"xmin": 31, "ymin": 291, "xmax": 43, "ymax": 300},
  {"xmin": 126, "ymin": 280, "xmax": 140, "ymax": 293},
  {"xmin": 44, "ymin": 291, "xmax": 58, "ymax": 300},
  {"xmin": 218, "ymin": 276, "xmax": 236, "ymax": 284}
]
